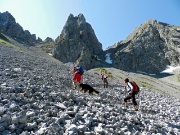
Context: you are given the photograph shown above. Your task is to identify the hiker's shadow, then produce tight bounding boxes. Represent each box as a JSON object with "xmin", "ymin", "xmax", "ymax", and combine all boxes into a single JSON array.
[
  {"xmin": 165, "ymin": 122, "xmax": 180, "ymax": 129},
  {"xmin": 151, "ymin": 73, "xmax": 174, "ymax": 79},
  {"xmin": 140, "ymin": 109, "xmax": 157, "ymax": 114}
]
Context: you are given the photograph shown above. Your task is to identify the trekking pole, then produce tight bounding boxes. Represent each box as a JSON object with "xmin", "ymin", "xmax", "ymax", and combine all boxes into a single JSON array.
[
  {"xmin": 68, "ymin": 73, "xmax": 72, "ymax": 88},
  {"xmin": 81, "ymin": 74, "xmax": 83, "ymax": 84},
  {"xmin": 68, "ymin": 72, "xmax": 74, "ymax": 89},
  {"xmin": 122, "ymin": 86, "xmax": 126, "ymax": 106},
  {"xmin": 124, "ymin": 86, "xmax": 127, "ymax": 98},
  {"xmin": 138, "ymin": 90, "xmax": 141, "ymax": 110}
]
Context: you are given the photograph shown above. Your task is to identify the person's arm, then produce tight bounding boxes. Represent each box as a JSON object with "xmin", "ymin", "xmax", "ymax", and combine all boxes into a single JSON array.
[
  {"xmin": 69, "ymin": 69, "xmax": 74, "ymax": 74},
  {"xmin": 124, "ymin": 86, "xmax": 127, "ymax": 92},
  {"xmin": 127, "ymin": 82, "xmax": 133, "ymax": 94}
]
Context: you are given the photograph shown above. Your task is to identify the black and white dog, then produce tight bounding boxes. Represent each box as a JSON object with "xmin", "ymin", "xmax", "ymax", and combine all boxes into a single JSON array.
[{"xmin": 79, "ymin": 83, "xmax": 99, "ymax": 95}]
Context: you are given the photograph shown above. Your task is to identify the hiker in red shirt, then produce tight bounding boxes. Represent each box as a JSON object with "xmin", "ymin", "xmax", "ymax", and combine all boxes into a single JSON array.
[
  {"xmin": 124, "ymin": 78, "xmax": 139, "ymax": 111},
  {"xmin": 69, "ymin": 66, "xmax": 83, "ymax": 89}
]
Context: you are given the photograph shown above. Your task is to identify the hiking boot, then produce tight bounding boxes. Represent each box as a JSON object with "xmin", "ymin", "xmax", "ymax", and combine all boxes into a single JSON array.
[{"xmin": 135, "ymin": 105, "xmax": 139, "ymax": 111}]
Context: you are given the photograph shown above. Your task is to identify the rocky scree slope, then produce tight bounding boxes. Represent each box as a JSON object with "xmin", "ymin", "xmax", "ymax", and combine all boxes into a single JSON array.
[{"xmin": 0, "ymin": 39, "xmax": 180, "ymax": 134}]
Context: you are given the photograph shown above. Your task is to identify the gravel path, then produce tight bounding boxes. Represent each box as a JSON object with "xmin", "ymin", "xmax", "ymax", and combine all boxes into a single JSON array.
[{"xmin": 0, "ymin": 43, "xmax": 179, "ymax": 134}]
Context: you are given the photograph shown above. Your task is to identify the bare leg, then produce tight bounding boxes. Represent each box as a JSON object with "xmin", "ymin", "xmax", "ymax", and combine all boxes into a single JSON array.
[
  {"xmin": 73, "ymin": 81, "xmax": 78, "ymax": 89},
  {"xmin": 76, "ymin": 82, "xmax": 80, "ymax": 89},
  {"xmin": 124, "ymin": 102, "xmax": 128, "ymax": 107}
]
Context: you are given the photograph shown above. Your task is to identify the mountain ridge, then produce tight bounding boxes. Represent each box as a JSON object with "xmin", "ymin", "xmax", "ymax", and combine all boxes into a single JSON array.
[
  {"xmin": 0, "ymin": 11, "xmax": 42, "ymax": 44},
  {"xmin": 107, "ymin": 19, "xmax": 180, "ymax": 74},
  {"xmin": 0, "ymin": 11, "xmax": 180, "ymax": 74}
]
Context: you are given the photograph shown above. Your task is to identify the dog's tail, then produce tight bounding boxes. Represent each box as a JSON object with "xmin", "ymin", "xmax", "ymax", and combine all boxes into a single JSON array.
[{"xmin": 94, "ymin": 89, "xmax": 100, "ymax": 95}]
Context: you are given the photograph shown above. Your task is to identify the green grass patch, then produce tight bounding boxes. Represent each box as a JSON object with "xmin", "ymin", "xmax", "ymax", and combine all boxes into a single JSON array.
[
  {"xmin": 0, "ymin": 33, "xmax": 9, "ymax": 42},
  {"xmin": 172, "ymin": 26, "xmax": 180, "ymax": 29},
  {"xmin": 39, "ymin": 43, "xmax": 54, "ymax": 53},
  {"xmin": 92, "ymin": 68, "xmax": 113, "ymax": 78},
  {"xmin": 0, "ymin": 39, "xmax": 24, "ymax": 51},
  {"xmin": 93, "ymin": 68, "xmax": 100, "ymax": 72},
  {"xmin": 46, "ymin": 54, "xmax": 62, "ymax": 63},
  {"xmin": 98, "ymin": 68, "xmax": 113, "ymax": 78},
  {"xmin": 140, "ymin": 81, "xmax": 153, "ymax": 89},
  {"xmin": 0, "ymin": 39, "xmax": 7, "ymax": 44}
]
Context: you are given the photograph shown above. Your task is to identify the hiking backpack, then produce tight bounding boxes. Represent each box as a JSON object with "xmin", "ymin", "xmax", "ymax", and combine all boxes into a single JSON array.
[
  {"xmin": 131, "ymin": 81, "xmax": 139, "ymax": 93},
  {"xmin": 77, "ymin": 66, "xmax": 84, "ymax": 75}
]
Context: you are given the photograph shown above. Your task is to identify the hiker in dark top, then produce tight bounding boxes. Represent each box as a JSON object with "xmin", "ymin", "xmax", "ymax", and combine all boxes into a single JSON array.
[
  {"xmin": 101, "ymin": 71, "xmax": 108, "ymax": 88},
  {"xmin": 69, "ymin": 66, "xmax": 82, "ymax": 89},
  {"xmin": 124, "ymin": 78, "xmax": 139, "ymax": 111}
]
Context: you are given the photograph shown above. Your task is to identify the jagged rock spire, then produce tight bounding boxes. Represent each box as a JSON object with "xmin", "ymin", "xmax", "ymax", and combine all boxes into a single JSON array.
[{"xmin": 53, "ymin": 13, "xmax": 103, "ymax": 69}]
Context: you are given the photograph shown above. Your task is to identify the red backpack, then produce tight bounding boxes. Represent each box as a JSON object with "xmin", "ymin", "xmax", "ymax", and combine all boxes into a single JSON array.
[{"xmin": 131, "ymin": 81, "xmax": 139, "ymax": 93}]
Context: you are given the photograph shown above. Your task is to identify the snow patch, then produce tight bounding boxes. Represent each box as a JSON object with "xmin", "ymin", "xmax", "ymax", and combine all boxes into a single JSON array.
[
  {"xmin": 94, "ymin": 55, "xmax": 101, "ymax": 60},
  {"xmin": 161, "ymin": 65, "xmax": 180, "ymax": 73},
  {"xmin": 105, "ymin": 53, "xmax": 112, "ymax": 64}
]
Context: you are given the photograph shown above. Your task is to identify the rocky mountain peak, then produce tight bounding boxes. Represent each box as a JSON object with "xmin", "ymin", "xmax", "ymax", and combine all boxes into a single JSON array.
[
  {"xmin": 77, "ymin": 13, "xmax": 86, "ymax": 24},
  {"xmin": 145, "ymin": 19, "xmax": 157, "ymax": 24},
  {"xmin": 67, "ymin": 13, "xmax": 86, "ymax": 25},
  {"xmin": 0, "ymin": 11, "xmax": 42, "ymax": 45},
  {"xmin": 59, "ymin": 13, "xmax": 89, "ymax": 40},
  {"xmin": 108, "ymin": 20, "xmax": 180, "ymax": 74},
  {"xmin": 53, "ymin": 13, "xmax": 104, "ymax": 69},
  {"xmin": 44, "ymin": 37, "xmax": 54, "ymax": 43},
  {"xmin": 0, "ymin": 11, "xmax": 15, "ymax": 23}
]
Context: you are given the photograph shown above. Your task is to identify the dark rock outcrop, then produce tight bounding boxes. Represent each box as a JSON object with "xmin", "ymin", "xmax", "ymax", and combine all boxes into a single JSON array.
[
  {"xmin": 38, "ymin": 37, "xmax": 55, "ymax": 53},
  {"xmin": 0, "ymin": 11, "xmax": 42, "ymax": 44},
  {"xmin": 108, "ymin": 20, "xmax": 180, "ymax": 74},
  {"xmin": 53, "ymin": 14, "xmax": 104, "ymax": 69},
  {"xmin": 44, "ymin": 37, "xmax": 54, "ymax": 43}
]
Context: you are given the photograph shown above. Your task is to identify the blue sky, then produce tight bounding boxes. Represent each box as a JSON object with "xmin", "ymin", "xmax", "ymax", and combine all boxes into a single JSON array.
[{"xmin": 0, "ymin": 0, "xmax": 180, "ymax": 50}]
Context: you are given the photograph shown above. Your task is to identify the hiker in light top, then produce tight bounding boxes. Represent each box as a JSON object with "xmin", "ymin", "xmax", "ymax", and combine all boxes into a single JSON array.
[
  {"xmin": 124, "ymin": 78, "xmax": 138, "ymax": 111},
  {"xmin": 69, "ymin": 66, "xmax": 82, "ymax": 89},
  {"xmin": 101, "ymin": 71, "xmax": 108, "ymax": 88}
]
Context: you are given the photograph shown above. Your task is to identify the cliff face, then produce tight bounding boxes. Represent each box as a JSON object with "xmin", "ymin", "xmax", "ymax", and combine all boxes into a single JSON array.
[
  {"xmin": 108, "ymin": 20, "xmax": 180, "ymax": 74},
  {"xmin": 0, "ymin": 11, "xmax": 42, "ymax": 44},
  {"xmin": 53, "ymin": 14, "xmax": 180, "ymax": 73},
  {"xmin": 52, "ymin": 14, "xmax": 104, "ymax": 69}
]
